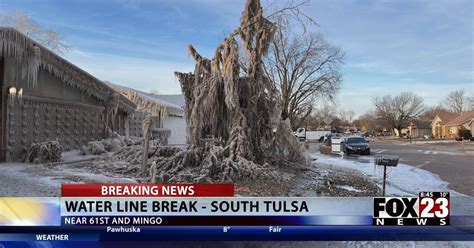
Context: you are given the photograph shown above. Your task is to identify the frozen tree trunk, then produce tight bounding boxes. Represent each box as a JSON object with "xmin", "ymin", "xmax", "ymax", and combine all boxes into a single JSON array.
[
  {"xmin": 151, "ymin": 0, "xmax": 308, "ymax": 183},
  {"xmin": 141, "ymin": 114, "xmax": 153, "ymax": 173}
]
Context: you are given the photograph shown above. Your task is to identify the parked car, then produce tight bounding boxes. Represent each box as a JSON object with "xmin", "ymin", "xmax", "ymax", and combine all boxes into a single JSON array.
[
  {"xmin": 342, "ymin": 136, "xmax": 371, "ymax": 155},
  {"xmin": 376, "ymin": 131, "xmax": 392, "ymax": 136},
  {"xmin": 363, "ymin": 131, "xmax": 374, "ymax": 137}
]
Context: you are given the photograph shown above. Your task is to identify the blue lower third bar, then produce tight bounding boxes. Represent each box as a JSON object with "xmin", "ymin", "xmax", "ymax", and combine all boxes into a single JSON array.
[
  {"xmin": 0, "ymin": 226, "xmax": 473, "ymax": 241},
  {"xmin": 103, "ymin": 225, "xmax": 474, "ymax": 241}
]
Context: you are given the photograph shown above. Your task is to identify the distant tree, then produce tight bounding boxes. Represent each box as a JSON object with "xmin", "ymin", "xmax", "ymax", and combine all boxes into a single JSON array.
[
  {"xmin": 444, "ymin": 89, "xmax": 469, "ymax": 114},
  {"xmin": 0, "ymin": 11, "xmax": 71, "ymax": 54},
  {"xmin": 355, "ymin": 111, "xmax": 385, "ymax": 131},
  {"xmin": 300, "ymin": 114, "xmax": 320, "ymax": 130},
  {"xmin": 330, "ymin": 117, "xmax": 343, "ymax": 131},
  {"xmin": 352, "ymin": 119, "xmax": 362, "ymax": 129},
  {"xmin": 373, "ymin": 92, "xmax": 424, "ymax": 137},
  {"xmin": 263, "ymin": 24, "xmax": 345, "ymax": 129},
  {"xmin": 313, "ymin": 103, "xmax": 338, "ymax": 120},
  {"xmin": 420, "ymin": 105, "xmax": 448, "ymax": 120},
  {"xmin": 338, "ymin": 109, "xmax": 355, "ymax": 125},
  {"xmin": 301, "ymin": 103, "xmax": 339, "ymax": 129}
]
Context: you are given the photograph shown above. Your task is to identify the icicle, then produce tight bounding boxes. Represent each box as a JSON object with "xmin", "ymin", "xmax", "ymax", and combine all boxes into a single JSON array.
[
  {"xmin": 141, "ymin": 114, "xmax": 153, "ymax": 173},
  {"xmin": 8, "ymin": 87, "xmax": 17, "ymax": 106},
  {"xmin": 1, "ymin": 27, "xmax": 134, "ymax": 108},
  {"xmin": 28, "ymin": 45, "xmax": 41, "ymax": 88},
  {"xmin": 18, "ymin": 88, "xmax": 23, "ymax": 101},
  {"xmin": 118, "ymin": 114, "xmax": 122, "ymax": 133}
]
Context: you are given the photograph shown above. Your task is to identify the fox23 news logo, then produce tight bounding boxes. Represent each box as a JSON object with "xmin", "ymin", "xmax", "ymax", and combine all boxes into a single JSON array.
[{"xmin": 373, "ymin": 192, "xmax": 449, "ymax": 226}]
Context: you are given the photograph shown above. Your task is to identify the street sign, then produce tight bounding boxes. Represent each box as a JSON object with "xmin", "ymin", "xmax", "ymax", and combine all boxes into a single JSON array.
[{"xmin": 410, "ymin": 122, "xmax": 417, "ymax": 130}]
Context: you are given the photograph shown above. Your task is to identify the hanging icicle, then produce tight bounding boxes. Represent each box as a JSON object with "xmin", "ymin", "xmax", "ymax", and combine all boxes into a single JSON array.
[
  {"xmin": 109, "ymin": 85, "xmax": 177, "ymax": 118},
  {"xmin": 8, "ymin": 87, "xmax": 17, "ymax": 105},
  {"xmin": 28, "ymin": 45, "xmax": 41, "ymax": 88},
  {"xmin": 18, "ymin": 88, "xmax": 23, "ymax": 101},
  {"xmin": 0, "ymin": 27, "xmax": 136, "ymax": 113}
]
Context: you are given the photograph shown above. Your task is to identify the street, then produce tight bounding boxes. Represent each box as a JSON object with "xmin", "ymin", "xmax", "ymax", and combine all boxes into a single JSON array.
[{"xmin": 369, "ymin": 140, "xmax": 474, "ymax": 196}]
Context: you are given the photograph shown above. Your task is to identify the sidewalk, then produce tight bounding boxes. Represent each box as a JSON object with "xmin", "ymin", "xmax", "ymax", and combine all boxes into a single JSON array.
[
  {"xmin": 460, "ymin": 142, "xmax": 474, "ymax": 154},
  {"xmin": 371, "ymin": 137, "xmax": 471, "ymax": 145},
  {"xmin": 411, "ymin": 140, "xmax": 457, "ymax": 144}
]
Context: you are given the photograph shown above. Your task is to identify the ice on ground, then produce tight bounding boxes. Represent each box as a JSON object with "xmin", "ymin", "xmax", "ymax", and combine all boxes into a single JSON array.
[
  {"xmin": 314, "ymin": 153, "xmax": 463, "ymax": 196},
  {"xmin": 337, "ymin": 185, "xmax": 364, "ymax": 193},
  {"xmin": 61, "ymin": 150, "xmax": 80, "ymax": 161},
  {"xmin": 0, "ymin": 158, "xmax": 137, "ymax": 197},
  {"xmin": 61, "ymin": 150, "xmax": 115, "ymax": 163}
]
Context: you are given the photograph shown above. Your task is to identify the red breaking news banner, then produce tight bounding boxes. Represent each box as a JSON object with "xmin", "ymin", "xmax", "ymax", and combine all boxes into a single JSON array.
[{"xmin": 61, "ymin": 184, "xmax": 234, "ymax": 197}]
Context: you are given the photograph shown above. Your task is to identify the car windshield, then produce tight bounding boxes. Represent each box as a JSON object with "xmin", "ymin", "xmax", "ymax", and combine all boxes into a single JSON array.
[{"xmin": 347, "ymin": 137, "xmax": 366, "ymax": 144}]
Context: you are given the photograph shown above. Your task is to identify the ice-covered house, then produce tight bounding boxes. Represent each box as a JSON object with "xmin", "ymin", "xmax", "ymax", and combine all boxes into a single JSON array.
[
  {"xmin": 0, "ymin": 28, "xmax": 136, "ymax": 161},
  {"xmin": 108, "ymin": 83, "xmax": 188, "ymax": 145}
]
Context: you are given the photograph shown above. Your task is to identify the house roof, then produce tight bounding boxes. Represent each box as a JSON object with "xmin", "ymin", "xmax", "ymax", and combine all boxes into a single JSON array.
[
  {"xmin": 412, "ymin": 120, "xmax": 431, "ymax": 129},
  {"xmin": 107, "ymin": 82, "xmax": 184, "ymax": 117},
  {"xmin": 0, "ymin": 27, "xmax": 136, "ymax": 113},
  {"xmin": 445, "ymin": 110, "xmax": 474, "ymax": 126},
  {"xmin": 152, "ymin": 94, "xmax": 185, "ymax": 109},
  {"xmin": 434, "ymin": 111, "xmax": 457, "ymax": 125}
]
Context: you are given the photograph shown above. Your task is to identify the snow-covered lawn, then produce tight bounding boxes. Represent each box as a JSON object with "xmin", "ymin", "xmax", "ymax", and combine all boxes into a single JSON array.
[{"xmin": 312, "ymin": 153, "xmax": 463, "ymax": 196}]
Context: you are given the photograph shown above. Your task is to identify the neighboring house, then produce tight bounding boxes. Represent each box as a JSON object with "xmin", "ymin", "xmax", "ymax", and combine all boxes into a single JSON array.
[
  {"xmin": 444, "ymin": 110, "xmax": 474, "ymax": 139},
  {"xmin": 109, "ymin": 84, "xmax": 188, "ymax": 145},
  {"xmin": 0, "ymin": 28, "xmax": 136, "ymax": 161},
  {"xmin": 392, "ymin": 120, "xmax": 431, "ymax": 138},
  {"xmin": 151, "ymin": 94, "xmax": 187, "ymax": 145},
  {"xmin": 431, "ymin": 112, "xmax": 457, "ymax": 139},
  {"xmin": 410, "ymin": 120, "xmax": 432, "ymax": 138}
]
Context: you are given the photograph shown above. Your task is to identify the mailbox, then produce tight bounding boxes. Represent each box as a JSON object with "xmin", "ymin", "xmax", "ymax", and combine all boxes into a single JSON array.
[
  {"xmin": 374, "ymin": 154, "xmax": 399, "ymax": 167},
  {"xmin": 374, "ymin": 154, "xmax": 399, "ymax": 196}
]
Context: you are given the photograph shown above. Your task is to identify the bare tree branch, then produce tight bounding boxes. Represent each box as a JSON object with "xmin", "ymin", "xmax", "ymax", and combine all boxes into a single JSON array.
[
  {"xmin": 0, "ymin": 11, "xmax": 71, "ymax": 54},
  {"xmin": 444, "ymin": 89, "xmax": 470, "ymax": 114},
  {"xmin": 373, "ymin": 92, "xmax": 424, "ymax": 137},
  {"xmin": 264, "ymin": 24, "xmax": 344, "ymax": 128}
]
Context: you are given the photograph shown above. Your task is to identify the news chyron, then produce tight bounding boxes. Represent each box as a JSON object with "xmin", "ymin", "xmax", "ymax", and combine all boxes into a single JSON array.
[{"xmin": 373, "ymin": 192, "xmax": 449, "ymax": 226}]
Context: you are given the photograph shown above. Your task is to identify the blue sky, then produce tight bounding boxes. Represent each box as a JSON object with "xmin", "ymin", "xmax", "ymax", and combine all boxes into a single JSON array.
[{"xmin": 1, "ymin": 0, "xmax": 472, "ymax": 115}]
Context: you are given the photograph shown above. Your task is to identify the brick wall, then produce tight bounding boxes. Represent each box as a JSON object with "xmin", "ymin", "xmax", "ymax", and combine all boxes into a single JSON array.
[{"xmin": 6, "ymin": 95, "xmax": 105, "ymax": 161}]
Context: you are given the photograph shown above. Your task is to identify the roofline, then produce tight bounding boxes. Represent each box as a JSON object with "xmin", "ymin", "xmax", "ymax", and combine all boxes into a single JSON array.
[
  {"xmin": 0, "ymin": 27, "xmax": 136, "ymax": 113},
  {"xmin": 107, "ymin": 82, "xmax": 184, "ymax": 116},
  {"xmin": 444, "ymin": 118, "xmax": 474, "ymax": 127}
]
